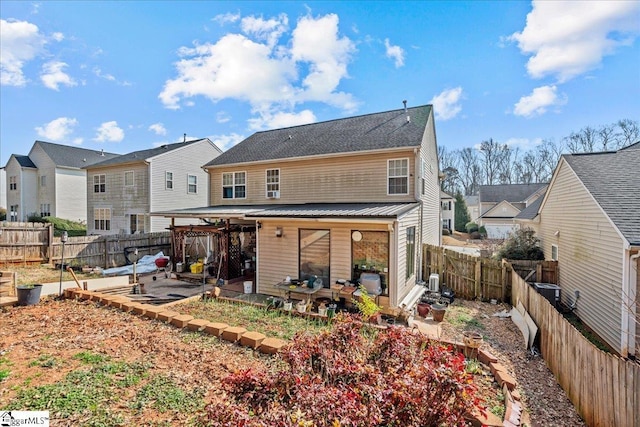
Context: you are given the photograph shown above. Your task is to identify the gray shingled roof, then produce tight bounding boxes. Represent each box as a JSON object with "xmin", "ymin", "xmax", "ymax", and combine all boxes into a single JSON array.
[
  {"xmin": 479, "ymin": 183, "xmax": 547, "ymax": 203},
  {"xmin": 515, "ymin": 195, "xmax": 544, "ymax": 220},
  {"xmin": 14, "ymin": 155, "xmax": 37, "ymax": 168},
  {"xmin": 205, "ymin": 105, "xmax": 432, "ymax": 167},
  {"xmin": 85, "ymin": 139, "xmax": 208, "ymax": 168},
  {"xmin": 35, "ymin": 141, "xmax": 119, "ymax": 168},
  {"xmin": 563, "ymin": 147, "xmax": 640, "ymax": 245},
  {"xmin": 152, "ymin": 202, "xmax": 418, "ymax": 220}
]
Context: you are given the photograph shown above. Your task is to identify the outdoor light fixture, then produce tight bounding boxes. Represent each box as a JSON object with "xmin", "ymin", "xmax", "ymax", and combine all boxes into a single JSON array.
[
  {"xmin": 58, "ymin": 231, "xmax": 68, "ymax": 297},
  {"xmin": 275, "ymin": 227, "xmax": 283, "ymax": 237}
]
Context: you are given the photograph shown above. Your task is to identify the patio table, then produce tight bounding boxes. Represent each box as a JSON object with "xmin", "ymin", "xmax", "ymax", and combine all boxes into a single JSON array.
[{"xmin": 275, "ymin": 281, "xmax": 324, "ymax": 303}]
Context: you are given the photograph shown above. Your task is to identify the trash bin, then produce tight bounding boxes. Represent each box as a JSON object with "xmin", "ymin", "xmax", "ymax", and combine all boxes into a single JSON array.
[{"xmin": 243, "ymin": 281, "xmax": 253, "ymax": 294}]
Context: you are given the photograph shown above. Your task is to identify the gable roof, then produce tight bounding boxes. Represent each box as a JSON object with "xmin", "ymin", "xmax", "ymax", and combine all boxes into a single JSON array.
[
  {"xmin": 479, "ymin": 200, "xmax": 520, "ymax": 219},
  {"xmin": 479, "ymin": 183, "xmax": 547, "ymax": 204},
  {"xmin": 85, "ymin": 139, "xmax": 211, "ymax": 168},
  {"xmin": 562, "ymin": 147, "xmax": 640, "ymax": 245},
  {"xmin": 205, "ymin": 105, "xmax": 432, "ymax": 167},
  {"xmin": 515, "ymin": 195, "xmax": 544, "ymax": 220},
  {"xmin": 33, "ymin": 141, "xmax": 119, "ymax": 169},
  {"xmin": 12, "ymin": 155, "xmax": 37, "ymax": 168}
]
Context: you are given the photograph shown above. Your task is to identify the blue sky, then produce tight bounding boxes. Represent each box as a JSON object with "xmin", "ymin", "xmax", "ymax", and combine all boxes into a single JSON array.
[{"xmin": 1, "ymin": 1, "xmax": 639, "ymax": 166}]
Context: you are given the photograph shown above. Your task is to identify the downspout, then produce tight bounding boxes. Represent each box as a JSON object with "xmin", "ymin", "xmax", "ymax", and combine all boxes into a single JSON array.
[{"xmin": 628, "ymin": 250, "xmax": 640, "ymax": 359}]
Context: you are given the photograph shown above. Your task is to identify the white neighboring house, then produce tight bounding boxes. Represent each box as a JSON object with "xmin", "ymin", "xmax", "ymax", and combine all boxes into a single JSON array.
[
  {"xmin": 441, "ymin": 191, "xmax": 455, "ymax": 232},
  {"xmin": 0, "ymin": 167, "xmax": 6, "ymax": 210},
  {"xmin": 477, "ymin": 183, "xmax": 547, "ymax": 239},
  {"xmin": 85, "ymin": 138, "xmax": 222, "ymax": 235},
  {"xmin": 4, "ymin": 141, "xmax": 119, "ymax": 223},
  {"xmin": 464, "ymin": 195, "xmax": 479, "ymax": 223}
]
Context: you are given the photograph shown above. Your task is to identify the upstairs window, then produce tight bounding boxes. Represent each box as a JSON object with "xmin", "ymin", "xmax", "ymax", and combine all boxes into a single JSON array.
[
  {"xmin": 165, "ymin": 171, "xmax": 173, "ymax": 189},
  {"xmin": 124, "ymin": 171, "xmax": 134, "ymax": 186},
  {"xmin": 9, "ymin": 176, "xmax": 17, "ymax": 191},
  {"xmin": 187, "ymin": 175, "xmax": 197, "ymax": 194},
  {"xmin": 388, "ymin": 159, "xmax": 408, "ymax": 195},
  {"xmin": 266, "ymin": 169, "xmax": 280, "ymax": 198},
  {"xmin": 222, "ymin": 172, "xmax": 246, "ymax": 199},
  {"xmin": 93, "ymin": 174, "xmax": 106, "ymax": 193},
  {"xmin": 40, "ymin": 203, "xmax": 51, "ymax": 217},
  {"xmin": 40, "ymin": 176, "xmax": 47, "ymax": 187}
]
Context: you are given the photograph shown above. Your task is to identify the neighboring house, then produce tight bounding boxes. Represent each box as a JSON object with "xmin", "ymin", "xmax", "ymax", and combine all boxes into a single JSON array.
[
  {"xmin": 154, "ymin": 104, "xmax": 441, "ymax": 311},
  {"xmin": 85, "ymin": 138, "xmax": 222, "ymax": 235},
  {"xmin": 477, "ymin": 183, "xmax": 547, "ymax": 239},
  {"xmin": 0, "ymin": 167, "xmax": 6, "ymax": 210},
  {"xmin": 441, "ymin": 191, "xmax": 455, "ymax": 232},
  {"xmin": 537, "ymin": 143, "xmax": 640, "ymax": 358},
  {"xmin": 4, "ymin": 141, "xmax": 119, "ymax": 223},
  {"xmin": 464, "ymin": 195, "xmax": 479, "ymax": 223}
]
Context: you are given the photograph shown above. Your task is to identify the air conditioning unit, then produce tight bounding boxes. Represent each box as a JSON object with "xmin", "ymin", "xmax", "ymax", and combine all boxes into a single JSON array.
[
  {"xmin": 533, "ymin": 282, "xmax": 561, "ymax": 308},
  {"xmin": 428, "ymin": 273, "xmax": 439, "ymax": 292},
  {"xmin": 267, "ymin": 190, "xmax": 280, "ymax": 199}
]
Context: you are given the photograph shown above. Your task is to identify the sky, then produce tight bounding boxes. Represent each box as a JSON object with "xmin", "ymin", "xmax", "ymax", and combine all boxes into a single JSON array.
[{"xmin": 1, "ymin": 1, "xmax": 639, "ymax": 166}]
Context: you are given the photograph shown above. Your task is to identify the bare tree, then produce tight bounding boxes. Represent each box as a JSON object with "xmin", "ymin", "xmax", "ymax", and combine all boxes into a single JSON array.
[
  {"xmin": 565, "ymin": 126, "xmax": 599, "ymax": 153},
  {"xmin": 598, "ymin": 124, "xmax": 617, "ymax": 151},
  {"xmin": 458, "ymin": 147, "xmax": 483, "ymax": 195},
  {"xmin": 617, "ymin": 119, "xmax": 640, "ymax": 148},
  {"xmin": 479, "ymin": 139, "xmax": 508, "ymax": 185},
  {"xmin": 438, "ymin": 146, "xmax": 461, "ymax": 194}
]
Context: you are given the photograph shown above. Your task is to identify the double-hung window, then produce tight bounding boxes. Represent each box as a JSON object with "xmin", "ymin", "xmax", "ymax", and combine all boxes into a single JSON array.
[
  {"xmin": 40, "ymin": 204, "xmax": 51, "ymax": 217},
  {"xmin": 222, "ymin": 172, "xmax": 246, "ymax": 199},
  {"xmin": 388, "ymin": 159, "xmax": 409, "ymax": 195},
  {"xmin": 266, "ymin": 169, "xmax": 280, "ymax": 198},
  {"xmin": 124, "ymin": 171, "xmax": 134, "ymax": 186},
  {"xmin": 187, "ymin": 175, "xmax": 197, "ymax": 194},
  {"xmin": 94, "ymin": 174, "xmax": 106, "ymax": 193},
  {"xmin": 165, "ymin": 172, "xmax": 173, "ymax": 189},
  {"xmin": 94, "ymin": 208, "xmax": 111, "ymax": 231},
  {"xmin": 406, "ymin": 226, "xmax": 416, "ymax": 279},
  {"xmin": 9, "ymin": 176, "xmax": 16, "ymax": 191},
  {"xmin": 40, "ymin": 176, "xmax": 47, "ymax": 187}
]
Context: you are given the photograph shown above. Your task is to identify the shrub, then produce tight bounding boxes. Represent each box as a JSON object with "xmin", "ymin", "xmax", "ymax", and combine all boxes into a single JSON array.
[
  {"xmin": 478, "ymin": 225, "xmax": 487, "ymax": 238},
  {"xmin": 465, "ymin": 221, "xmax": 479, "ymax": 233},
  {"xmin": 44, "ymin": 217, "xmax": 87, "ymax": 237},
  {"xmin": 495, "ymin": 227, "xmax": 545, "ymax": 260},
  {"xmin": 0, "ymin": 207, "xmax": 6, "ymax": 221},
  {"xmin": 203, "ymin": 315, "xmax": 484, "ymax": 426}
]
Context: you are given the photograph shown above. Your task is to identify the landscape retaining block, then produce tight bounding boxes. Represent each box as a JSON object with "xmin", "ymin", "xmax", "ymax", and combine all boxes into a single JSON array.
[
  {"xmin": 240, "ymin": 331, "xmax": 266, "ymax": 349},
  {"xmin": 221, "ymin": 326, "xmax": 247, "ymax": 342},
  {"xmin": 203, "ymin": 322, "xmax": 229, "ymax": 337},
  {"xmin": 258, "ymin": 337, "xmax": 287, "ymax": 355},
  {"xmin": 171, "ymin": 314, "xmax": 195, "ymax": 328},
  {"xmin": 156, "ymin": 310, "xmax": 180, "ymax": 322},
  {"xmin": 186, "ymin": 318, "xmax": 211, "ymax": 332}
]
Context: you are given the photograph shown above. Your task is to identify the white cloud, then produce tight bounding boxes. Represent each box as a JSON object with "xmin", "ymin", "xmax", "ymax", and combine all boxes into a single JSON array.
[
  {"xmin": 148, "ymin": 123, "xmax": 167, "ymax": 136},
  {"xmin": 213, "ymin": 12, "xmax": 240, "ymax": 25},
  {"xmin": 513, "ymin": 85, "xmax": 567, "ymax": 117},
  {"xmin": 0, "ymin": 19, "xmax": 46, "ymax": 86},
  {"xmin": 510, "ymin": 1, "xmax": 640, "ymax": 82},
  {"xmin": 208, "ymin": 132, "xmax": 245, "ymax": 150},
  {"xmin": 159, "ymin": 13, "xmax": 358, "ymax": 128},
  {"xmin": 40, "ymin": 61, "xmax": 76, "ymax": 90},
  {"xmin": 504, "ymin": 137, "xmax": 543, "ymax": 151},
  {"xmin": 248, "ymin": 109, "xmax": 316, "ymax": 131},
  {"xmin": 216, "ymin": 111, "xmax": 231, "ymax": 123},
  {"xmin": 93, "ymin": 67, "xmax": 115, "ymax": 81},
  {"xmin": 35, "ymin": 117, "xmax": 78, "ymax": 142},
  {"xmin": 384, "ymin": 38, "xmax": 405, "ymax": 68},
  {"xmin": 94, "ymin": 121, "xmax": 124, "ymax": 142},
  {"xmin": 429, "ymin": 87, "xmax": 464, "ymax": 121},
  {"xmin": 51, "ymin": 32, "xmax": 64, "ymax": 42}
]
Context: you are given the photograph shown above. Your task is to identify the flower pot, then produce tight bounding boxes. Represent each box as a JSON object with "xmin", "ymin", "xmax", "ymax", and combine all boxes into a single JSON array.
[
  {"xmin": 417, "ymin": 302, "xmax": 431, "ymax": 318},
  {"xmin": 317, "ymin": 307, "xmax": 327, "ymax": 316},
  {"xmin": 430, "ymin": 303, "xmax": 447, "ymax": 322},
  {"xmin": 16, "ymin": 284, "xmax": 43, "ymax": 306},
  {"xmin": 463, "ymin": 331, "xmax": 483, "ymax": 359},
  {"xmin": 283, "ymin": 301, "xmax": 293, "ymax": 311},
  {"xmin": 326, "ymin": 304, "xmax": 337, "ymax": 319},
  {"xmin": 296, "ymin": 303, "xmax": 307, "ymax": 313}
]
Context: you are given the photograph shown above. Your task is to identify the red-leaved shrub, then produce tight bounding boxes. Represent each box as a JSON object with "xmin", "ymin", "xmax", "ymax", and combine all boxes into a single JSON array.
[{"xmin": 204, "ymin": 314, "xmax": 484, "ymax": 426}]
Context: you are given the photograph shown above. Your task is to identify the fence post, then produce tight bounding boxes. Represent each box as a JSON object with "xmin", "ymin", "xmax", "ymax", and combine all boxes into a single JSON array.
[
  {"xmin": 475, "ymin": 259, "xmax": 481, "ymax": 299},
  {"xmin": 104, "ymin": 237, "xmax": 109, "ymax": 269},
  {"xmin": 501, "ymin": 260, "xmax": 508, "ymax": 302}
]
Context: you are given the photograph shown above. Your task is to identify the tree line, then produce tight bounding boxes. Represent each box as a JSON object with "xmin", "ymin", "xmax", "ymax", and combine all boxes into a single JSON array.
[{"xmin": 439, "ymin": 118, "xmax": 639, "ymax": 196}]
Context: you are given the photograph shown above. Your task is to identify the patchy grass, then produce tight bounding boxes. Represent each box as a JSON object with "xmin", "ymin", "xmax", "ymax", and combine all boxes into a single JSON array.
[
  {"xmin": 446, "ymin": 304, "xmax": 485, "ymax": 330},
  {"xmin": 8, "ymin": 265, "xmax": 102, "ymax": 286},
  {"xmin": 177, "ymin": 298, "xmax": 332, "ymax": 340}
]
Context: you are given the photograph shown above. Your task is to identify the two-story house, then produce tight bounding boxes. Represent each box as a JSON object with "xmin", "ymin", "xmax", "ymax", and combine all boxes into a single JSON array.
[
  {"xmin": 441, "ymin": 191, "xmax": 455, "ymax": 232},
  {"xmin": 154, "ymin": 104, "xmax": 441, "ymax": 311},
  {"xmin": 477, "ymin": 183, "xmax": 547, "ymax": 238},
  {"xmin": 85, "ymin": 138, "xmax": 222, "ymax": 235},
  {"xmin": 4, "ymin": 141, "xmax": 119, "ymax": 223}
]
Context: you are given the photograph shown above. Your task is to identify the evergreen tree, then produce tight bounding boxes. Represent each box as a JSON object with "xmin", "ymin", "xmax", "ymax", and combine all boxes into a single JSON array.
[{"xmin": 454, "ymin": 192, "xmax": 470, "ymax": 232}]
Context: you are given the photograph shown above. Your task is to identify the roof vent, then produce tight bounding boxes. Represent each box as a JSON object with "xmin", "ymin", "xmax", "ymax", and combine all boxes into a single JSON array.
[
  {"xmin": 83, "ymin": 158, "xmax": 87, "ymax": 162},
  {"xmin": 288, "ymin": 135, "xmax": 292, "ymax": 140},
  {"xmin": 101, "ymin": 149, "xmax": 104, "ymax": 156},
  {"xmin": 183, "ymin": 133, "xmax": 187, "ymax": 143},
  {"xmin": 407, "ymin": 115, "xmax": 411, "ymax": 123},
  {"xmin": 403, "ymin": 100, "xmax": 407, "ymax": 113}
]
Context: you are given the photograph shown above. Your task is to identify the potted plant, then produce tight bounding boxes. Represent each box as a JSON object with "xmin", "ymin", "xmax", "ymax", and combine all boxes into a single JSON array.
[
  {"xmin": 317, "ymin": 301, "xmax": 327, "ymax": 316},
  {"xmin": 326, "ymin": 303, "xmax": 337, "ymax": 319},
  {"xmin": 430, "ymin": 302, "xmax": 447, "ymax": 322},
  {"xmin": 354, "ymin": 285, "xmax": 383, "ymax": 324},
  {"xmin": 416, "ymin": 301, "xmax": 431, "ymax": 318},
  {"xmin": 16, "ymin": 284, "xmax": 43, "ymax": 306},
  {"xmin": 283, "ymin": 299, "xmax": 293, "ymax": 311},
  {"xmin": 296, "ymin": 300, "xmax": 308, "ymax": 313}
]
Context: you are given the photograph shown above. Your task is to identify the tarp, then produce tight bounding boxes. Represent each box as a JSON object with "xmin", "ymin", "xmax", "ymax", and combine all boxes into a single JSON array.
[{"xmin": 102, "ymin": 252, "xmax": 167, "ymax": 276}]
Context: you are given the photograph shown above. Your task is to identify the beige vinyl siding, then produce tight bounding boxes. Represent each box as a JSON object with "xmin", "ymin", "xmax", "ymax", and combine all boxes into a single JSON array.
[
  {"xmin": 418, "ymin": 113, "xmax": 441, "ymax": 247},
  {"xmin": 256, "ymin": 220, "xmax": 393, "ymax": 304},
  {"xmin": 149, "ymin": 141, "xmax": 220, "ymax": 232},
  {"xmin": 395, "ymin": 207, "xmax": 420, "ymax": 307},
  {"xmin": 209, "ymin": 151, "xmax": 416, "ymax": 205},
  {"xmin": 538, "ymin": 160, "xmax": 626, "ymax": 355},
  {"xmin": 483, "ymin": 201, "xmax": 520, "ymax": 217},
  {"xmin": 636, "ymin": 256, "xmax": 640, "ymax": 355},
  {"xmin": 87, "ymin": 163, "xmax": 149, "ymax": 235}
]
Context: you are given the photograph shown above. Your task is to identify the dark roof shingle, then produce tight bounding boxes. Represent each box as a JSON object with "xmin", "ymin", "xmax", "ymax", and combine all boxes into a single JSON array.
[
  {"xmin": 85, "ymin": 139, "xmax": 209, "ymax": 168},
  {"xmin": 35, "ymin": 141, "xmax": 119, "ymax": 168},
  {"xmin": 14, "ymin": 155, "xmax": 37, "ymax": 168},
  {"xmin": 479, "ymin": 183, "xmax": 547, "ymax": 203},
  {"xmin": 205, "ymin": 105, "xmax": 432, "ymax": 167}
]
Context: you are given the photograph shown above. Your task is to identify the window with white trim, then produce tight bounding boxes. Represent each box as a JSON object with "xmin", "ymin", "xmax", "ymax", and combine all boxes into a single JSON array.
[
  {"xmin": 406, "ymin": 226, "xmax": 416, "ymax": 279},
  {"xmin": 93, "ymin": 174, "xmax": 106, "ymax": 193},
  {"xmin": 551, "ymin": 244, "xmax": 558, "ymax": 261},
  {"xmin": 388, "ymin": 159, "xmax": 408, "ymax": 195},
  {"xmin": 266, "ymin": 169, "xmax": 280, "ymax": 198},
  {"xmin": 40, "ymin": 203, "xmax": 51, "ymax": 217},
  {"xmin": 9, "ymin": 205, "xmax": 18, "ymax": 221},
  {"xmin": 94, "ymin": 208, "xmax": 111, "ymax": 231},
  {"xmin": 165, "ymin": 171, "xmax": 173, "ymax": 189},
  {"xmin": 130, "ymin": 214, "xmax": 145, "ymax": 234},
  {"xmin": 187, "ymin": 175, "xmax": 197, "ymax": 194},
  {"xmin": 222, "ymin": 172, "xmax": 246, "ymax": 199},
  {"xmin": 124, "ymin": 171, "xmax": 134, "ymax": 186},
  {"xmin": 9, "ymin": 176, "xmax": 17, "ymax": 191}
]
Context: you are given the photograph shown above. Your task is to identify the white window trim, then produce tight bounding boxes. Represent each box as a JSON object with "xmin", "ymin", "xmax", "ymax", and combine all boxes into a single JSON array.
[
  {"xmin": 265, "ymin": 168, "xmax": 280, "ymax": 198},
  {"xmin": 124, "ymin": 171, "xmax": 134, "ymax": 186},
  {"xmin": 93, "ymin": 174, "xmax": 106, "ymax": 193},
  {"xmin": 94, "ymin": 208, "xmax": 111, "ymax": 231},
  {"xmin": 165, "ymin": 171, "xmax": 173, "ymax": 190},
  {"xmin": 551, "ymin": 244, "xmax": 559, "ymax": 261},
  {"xmin": 222, "ymin": 171, "xmax": 247, "ymax": 199},
  {"xmin": 387, "ymin": 158, "xmax": 409, "ymax": 195},
  {"xmin": 187, "ymin": 174, "xmax": 198, "ymax": 194}
]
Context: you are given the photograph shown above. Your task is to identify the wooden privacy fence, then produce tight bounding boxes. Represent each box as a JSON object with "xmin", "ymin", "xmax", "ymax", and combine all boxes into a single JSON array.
[
  {"xmin": 510, "ymin": 259, "xmax": 558, "ymax": 284},
  {"xmin": 0, "ymin": 222, "xmax": 171, "ymax": 268},
  {"xmin": 511, "ymin": 267, "xmax": 637, "ymax": 427}
]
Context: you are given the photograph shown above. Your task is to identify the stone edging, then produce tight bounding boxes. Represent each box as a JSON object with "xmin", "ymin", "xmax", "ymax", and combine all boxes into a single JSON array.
[{"xmin": 64, "ymin": 288, "xmax": 528, "ymax": 426}]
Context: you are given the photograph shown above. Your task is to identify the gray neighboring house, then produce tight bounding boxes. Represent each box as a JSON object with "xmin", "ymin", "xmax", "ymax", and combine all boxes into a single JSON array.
[
  {"xmin": 441, "ymin": 191, "xmax": 455, "ymax": 232},
  {"xmin": 0, "ymin": 167, "xmax": 6, "ymax": 210},
  {"xmin": 537, "ymin": 142, "xmax": 640, "ymax": 358},
  {"xmin": 478, "ymin": 183, "xmax": 547, "ymax": 238},
  {"xmin": 85, "ymin": 138, "xmax": 222, "ymax": 235},
  {"xmin": 4, "ymin": 141, "xmax": 119, "ymax": 223},
  {"xmin": 464, "ymin": 195, "xmax": 479, "ymax": 223}
]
